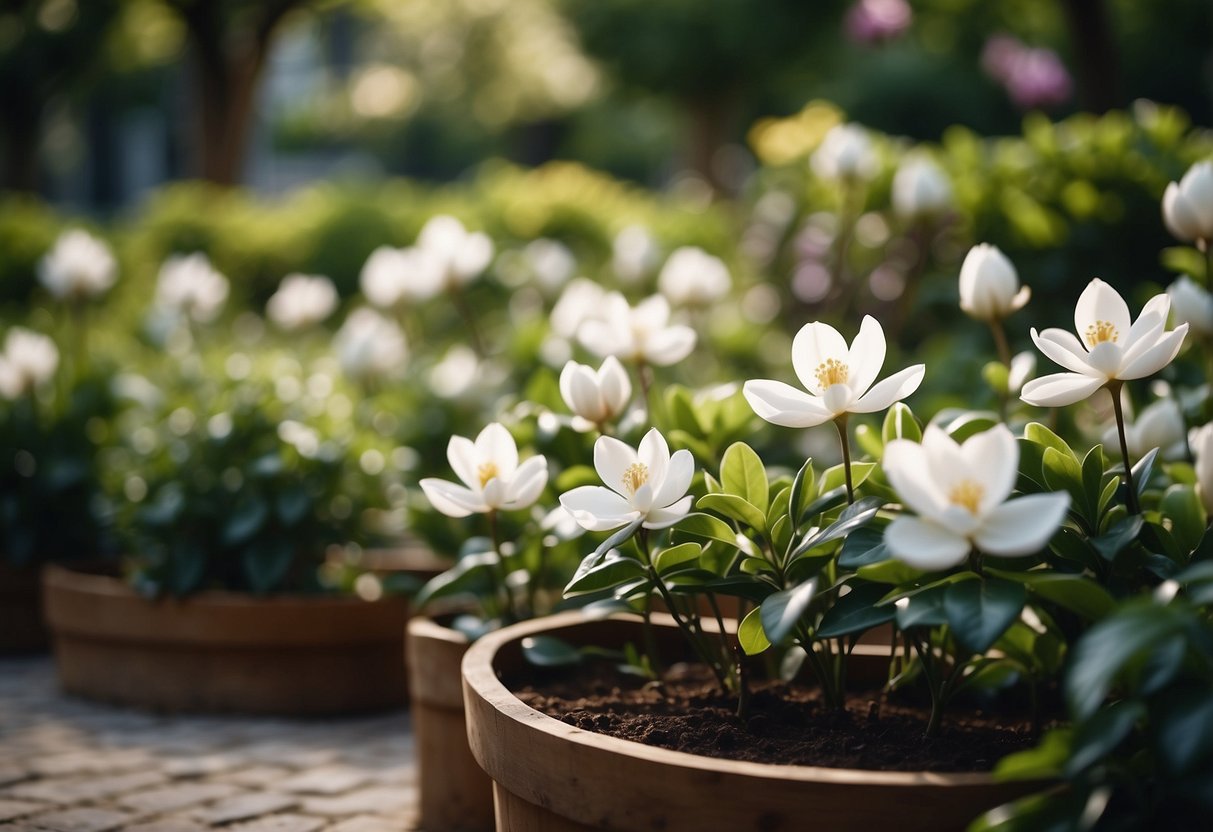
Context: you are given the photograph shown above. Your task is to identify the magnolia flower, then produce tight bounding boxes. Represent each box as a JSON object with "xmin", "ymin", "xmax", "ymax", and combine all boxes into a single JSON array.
[
  {"xmin": 39, "ymin": 229, "xmax": 117, "ymax": 301},
  {"xmin": 360, "ymin": 246, "xmax": 414, "ymax": 309},
  {"xmin": 579, "ymin": 293, "xmax": 696, "ymax": 367},
  {"xmin": 524, "ymin": 238, "xmax": 576, "ymax": 293},
  {"xmin": 1191, "ymin": 423, "xmax": 1213, "ymax": 515},
  {"xmin": 958, "ymin": 244, "xmax": 1029, "ymax": 321},
  {"xmin": 267, "ymin": 274, "xmax": 338, "ymax": 331},
  {"xmin": 333, "ymin": 307, "xmax": 408, "ymax": 381},
  {"xmin": 657, "ymin": 247, "xmax": 731, "ymax": 306},
  {"xmin": 612, "ymin": 224, "xmax": 660, "ymax": 284},
  {"xmin": 156, "ymin": 253, "xmax": 229, "ymax": 324},
  {"xmin": 884, "ymin": 424, "xmax": 1071, "ymax": 569},
  {"xmin": 420, "ymin": 423, "xmax": 548, "ymax": 517},
  {"xmin": 550, "ymin": 278, "xmax": 607, "ymax": 340},
  {"xmin": 560, "ymin": 429, "xmax": 693, "ymax": 531},
  {"xmin": 1100, "ymin": 396, "xmax": 1187, "ymax": 461},
  {"xmin": 1167, "ymin": 276, "xmax": 1213, "ymax": 337},
  {"xmin": 1008, "ymin": 351, "xmax": 1036, "ymax": 394},
  {"xmin": 1162, "ymin": 161, "xmax": 1213, "ymax": 244},
  {"xmin": 1022, "ymin": 279, "xmax": 1188, "ymax": 407},
  {"xmin": 743, "ymin": 316, "xmax": 924, "ymax": 428},
  {"xmin": 810, "ymin": 123, "xmax": 878, "ymax": 183},
  {"xmin": 412, "ymin": 215, "xmax": 494, "ymax": 298},
  {"xmin": 560, "ymin": 356, "xmax": 632, "ymax": 429},
  {"xmin": 892, "ymin": 155, "xmax": 953, "ymax": 221},
  {"xmin": 0, "ymin": 328, "xmax": 59, "ymax": 399}
]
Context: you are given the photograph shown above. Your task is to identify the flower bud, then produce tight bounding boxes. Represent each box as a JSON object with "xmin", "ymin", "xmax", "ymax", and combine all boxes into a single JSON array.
[
  {"xmin": 958, "ymin": 243, "xmax": 1030, "ymax": 321},
  {"xmin": 657, "ymin": 247, "xmax": 731, "ymax": 306},
  {"xmin": 892, "ymin": 155, "xmax": 952, "ymax": 220},
  {"xmin": 1166, "ymin": 276, "xmax": 1213, "ymax": 338},
  {"xmin": 1163, "ymin": 161, "xmax": 1213, "ymax": 244},
  {"xmin": 1191, "ymin": 422, "xmax": 1213, "ymax": 515},
  {"xmin": 559, "ymin": 356, "xmax": 632, "ymax": 428},
  {"xmin": 810, "ymin": 124, "xmax": 877, "ymax": 183}
]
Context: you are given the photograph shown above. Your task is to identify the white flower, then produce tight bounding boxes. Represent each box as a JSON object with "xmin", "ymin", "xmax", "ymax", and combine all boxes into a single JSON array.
[
  {"xmin": 360, "ymin": 246, "xmax": 413, "ymax": 309},
  {"xmin": 1008, "ymin": 351, "xmax": 1036, "ymax": 394},
  {"xmin": 0, "ymin": 328, "xmax": 59, "ymax": 399},
  {"xmin": 1102, "ymin": 396, "xmax": 1187, "ymax": 461},
  {"xmin": 1167, "ymin": 276, "xmax": 1213, "ymax": 338},
  {"xmin": 559, "ymin": 429, "xmax": 693, "ymax": 531},
  {"xmin": 550, "ymin": 278, "xmax": 607, "ymax": 339},
  {"xmin": 811, "ymin": 123, "xmax": 878, "ymax": 183},
  {"xmin": 958, "ymin": 244, "xmax": 1030, "ymax": 321},
  {"xmin": 420, "ymin": 423, "xmax": 548, "ymax": 517},
  {"xmin": 38, "ymin": 229, "xmax": 117, "ymax": 301},
  {"xmin": 524, "ymin": 238, "xmax": 577, "ymax": 293},
  {"xmin": 892, "ymin": 155, "xmax": 953, "ymax": 220},
  {"xmin": 578, "ymin": 293, "xmax": 696, "ymax": 367},
  {"xmin": 1022, "ymin": 279, "xmax": 1188, "ymax": 407},
  {"xmin": 1191, "ymin": 422, "xmax": 1213, "ymax": 515},
  {"xmin": 267, "ymin": 274, "xmax": 338, "ymax": 331},
  {"xmin": 743, "ymin": 315, "xmax": 925, "ymax": 428},
  {"xmin": 657, "ymin": 247, "xmax": 732, "ymax": 306},
  {"xmin": 414, "ymin": 215, "xmax": 494, "ymax": 297},
  {"xmin": 155, "ymin": 253, "xmax": 229, "ymax": 324},
  {"xmin": 613, "ymin": 224, "xmax": 660, "ymax": 284},
  {"xmin": 559, "ymin": 356, "xmax": 632, "ymax": 429},
  {"xmin": 1162, "ymin": 161, "xmax": 1213, "ymax": 243},
  {"xmin": 333, "ymin": 307, "xmax": 408, "ymax": 380},
  {"xmin": 883, "ymin": 424, "xmax": 1071, "ymax": 570}
]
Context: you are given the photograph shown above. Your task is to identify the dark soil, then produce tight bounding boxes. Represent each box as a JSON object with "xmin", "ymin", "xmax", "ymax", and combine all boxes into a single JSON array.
[{"xmin": 512, "ymin": 663, "xmax": 1045, "ymax": 772}]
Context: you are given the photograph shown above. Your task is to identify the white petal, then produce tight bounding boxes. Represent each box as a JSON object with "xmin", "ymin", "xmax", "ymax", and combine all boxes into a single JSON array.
[
  {"xmin": 920, "ymin": 424, "xmax": 971, "ymax": 502},
  {"xmin": 1020, "ymin": 373, "xmax": 1106, "ymax": 407},
  {"xmin": 742, "ymin": 379, "xmax": 834, "ymax": 428},
  {"xmin": 1164, "ymin": 182, "xmax": 1200, "ymax": 241},
  {"xmin": 559, "ymin": 486, "xmax": 638, "ymax": 531},
  {"xmin": 959, "ymin": 424, "xmax": 1019, "ymax": 511},
  {"xmin": 1008, "ymin": 285, "xmax": 1031, "ymax": 314},
  {"xmin": 598, "ymin": 356, "xmax": 632, "ymax": 416},
  {"xmin": 653, "ymin": 449, "xmax": 694, "ymax": 508},
  {"xmin": 643, "ymin": 496, "xmax": 693, "ymax": 530},
  {"xmin": 850, "ymin": 364, "xmax": 925, "ymax": 413},
  {"xmin": 883, "ymin": 438, "xmax": 947, "ymax": 520},
  {"xmin": 974, "ymin": 493, "xmax": 1070, "ymax": 557},
  {"xmin": 475, "ymin": 423, "xmax": 518, "ymax": 479},
  {"xmin": 821, "ymin": 383, "xmax": 854, "ymax": 415},
  {"xmin": 637, "ymin": 428, "xmax": 670, "ymax": 489},
  {"xmin": 792, "ymin": 321, "xmax": 849, "ymax": 395},
  {"xmin": 1119, "ymin": 311, "xmax": 1166, "ymax": 367},
  {"xmin": 1074, "ymin": 279, "xmax": 1131, "ymax": 346},
  {"xmin": 482, "ymin": 478, "xmax": 507, "ymax": 509},
  {"xmin": 594, "ymin": 435, "xmax": 638, "ymax": 496},
  {"xmin": 419, "ymin": 478, "xmax": 485, "ymax": 518},
  {"xmin": 1118, "ymin": 325, "xmax": 1187, "ymax": 380},
  {"xmin": 1008, "ymin": 351, "xmax": 1036, "ymax": 393},
  {"xmin": 884, "ymin": 516, "xmax": 971, "ymax": 571},
  {"xmin": 633, "ymin": 294, "xmax": 671, "ymax": 330},
  {"xmin": 846, "ymin": 315, "xmax": 886, "ymax": 398},
  {"xmin": 643, "ymin": 326, "xmax": 697, "ymax": 366},
  {"xmin": 447, "ymin": 435, "xmax": 480, "ymax": 491},
  {"xmin": 504, "ymin": 456, "xmax": 549, "ymax": 510},
  {"xmin": 579, "ymin": 319, "xmax": 625, "ymax": 358},
  {"xmin": 1031, "ymin": 327, "xmax": 1095, "ymax": 375}
]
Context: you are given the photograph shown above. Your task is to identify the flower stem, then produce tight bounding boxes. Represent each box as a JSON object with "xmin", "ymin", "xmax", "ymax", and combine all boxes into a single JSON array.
[
  {"xmin": 635, "ymin": 360, "xmax": 654, "ymax": 420},
  {"xmin": 1203, "ymin": 238, "xmax": 1213, "ymax": 289},
  {"xmin": 988, "ymin": 317, "xmax": 1012, "ymax": 422},
  {"xmin": 448, "ymin": 287, "xmax": 486, "ymax": 358},
  {"xmin": 834, "ymin": 415, "xmax": 854, "ymax": 504},
  {"xmin": 1108, "ymin": 382, "xmax": 1140, "ymax": 515}
]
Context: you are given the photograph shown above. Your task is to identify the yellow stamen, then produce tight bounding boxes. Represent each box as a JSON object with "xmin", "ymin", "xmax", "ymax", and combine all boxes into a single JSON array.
[
  {"xmin": 478, "ymin": 462, "xmax": 499, "ymax": 488},
  {"xmin": 1084, "ymin": 319, "xmax": 1119, "ymax": 348},
  {"xmin": 948, "ymin": 480, "xmax": 984, "ymax": 514},
  {"xmin": 621, "ymin": 462, "xmax": 649, "ymax": 495},
  {"xmin": 815, "ymin": 358, "xmax": 849, "ymax": 389}
]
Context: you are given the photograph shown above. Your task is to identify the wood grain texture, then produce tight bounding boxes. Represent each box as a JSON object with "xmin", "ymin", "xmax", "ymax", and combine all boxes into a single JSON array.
[{"xmin": 463, "ymin": 611, "xmax": 1047, "ymax": 832}]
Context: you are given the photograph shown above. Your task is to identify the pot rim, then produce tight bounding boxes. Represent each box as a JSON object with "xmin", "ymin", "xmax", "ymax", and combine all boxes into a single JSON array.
[{"xmin": 463, "ymin": 609, "xmax": 1032, "ymax": 788}]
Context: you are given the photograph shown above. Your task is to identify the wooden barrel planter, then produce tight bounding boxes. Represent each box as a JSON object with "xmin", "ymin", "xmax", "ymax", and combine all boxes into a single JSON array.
[
  {"xmin": 463, "ymin": 611, "xmax": 1045, "ymax": 832},
  {"xmin": 406, "ymin": 616, "xmax": 495, "ymax": 832},
  {"xmin": 0, "ymin": 562, "xmax": 48, "ymax": 654},
  {"xmin": 42, "ymin": 564, "xmax": 412, "ymax": 715}
]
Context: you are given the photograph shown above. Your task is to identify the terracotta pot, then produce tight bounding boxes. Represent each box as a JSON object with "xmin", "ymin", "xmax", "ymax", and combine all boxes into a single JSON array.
[
  {"xmin": 0, "ymin": 562, "xmax": 48, "ymax": 654},
  {"xmin": 42, "ymin": 564, "xmax": 411, "ymax": 715},
  {"xmin": 406, "ymin": 616, "xmax": 495, "ymax": 832},
  {"xmin": 463, "ymin": 611, "xmax": 1045, "ymax": 832}
]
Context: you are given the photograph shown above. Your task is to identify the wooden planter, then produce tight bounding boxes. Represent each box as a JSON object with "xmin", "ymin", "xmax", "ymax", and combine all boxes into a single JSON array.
[
  {"xmin": 406, "ymin": 616, "xmax": 495, "ymax": 832},
  {"xmin": 463, "ymin": 611, "xmax": 1044, "ymax": 832},
  {"xmin": 0, "ymin": 562, "xmax": 48, "ymax": 654},
  {"xmin": 42, "ymin": 564, "xmax": 411, "ymax": 715}
]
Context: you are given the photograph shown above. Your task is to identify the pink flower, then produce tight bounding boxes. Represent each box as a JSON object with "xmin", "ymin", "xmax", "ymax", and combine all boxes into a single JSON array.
[
  {"xmin": 845, "ymin": 0, "xmax": 912, "ymax": 45},
  {"xmin": 982, "ymin": 35, "xmax": 1072, "ymax": 111}
]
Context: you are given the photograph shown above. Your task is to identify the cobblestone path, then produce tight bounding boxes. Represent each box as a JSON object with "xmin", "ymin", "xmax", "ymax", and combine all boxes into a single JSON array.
[{"xmin": 0, "ymin": 658, "xmax": 418, "ymax": 832}]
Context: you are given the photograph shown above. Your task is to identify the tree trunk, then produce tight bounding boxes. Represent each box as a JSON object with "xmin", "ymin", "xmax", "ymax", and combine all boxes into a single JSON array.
[
  {"xmin": 683, "ymin": 91, "xmax": 742, "ymax": 196},
  {"xmin": 1059, "ymin": 0, "xmax": 1121, "ymax": 112}
]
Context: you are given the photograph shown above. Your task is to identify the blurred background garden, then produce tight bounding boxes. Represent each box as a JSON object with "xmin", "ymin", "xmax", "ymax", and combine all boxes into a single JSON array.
[{"xmin": 2, "ymin": 0, "xmax": 1212, "ymax": 597}]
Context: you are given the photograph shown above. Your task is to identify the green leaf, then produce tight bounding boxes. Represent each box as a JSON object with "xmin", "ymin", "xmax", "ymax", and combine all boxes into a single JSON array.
[
  {"xmin": 882, "ymin": 402, "xmax": 922, "ymax": 444},
  {"xmin": 1024, "ymin": 422, "xmax": 1077, "ymax": 461},
  {"xmin": 1065, "ymin": 700, "xmax": 1144, "ymax": 777},
  {"xmin": 720, "ymin": 442, "xmax": 769, "ymax": 515},
  {"xmin": 895, "ymin": 584, "xmax": 950, "ymax": 629},
  {"xmin": 654, "ymin": 542, "xmax": 702, "ymax": 575},
  {"xmin": 564, "ymin": 554, "xmax": 647, "ymax": 595},
  {"xmin": 1042, "ymin": 447, "xmax": 1083, "ymax": 496},
  {"xmin": 415, "ymin": 552, "xmax": 498, "ymax": 608},
  {"xmin": 819, "ymin": 461, "xmax": 876, "ymax": 496},
  {"xmin": 738, "ymin": 606, "xmax": 771, "ymax": 655},
  {"xmin": 788, "ymin": 458, "xmax": 816, "ymax": 526},
  {"xmin": 169, "ymin": 537, "xmax": 207, "ymax": 596},
  {"xmin": 275, "ymin": 485, "xmax": 311, "ymax": 528},
  {"xmin": 1154, "ymin": 685, "xmax": 1213, "ymax": 774},
  {"xmin": 242, "ymin": 538, "xmax": 295, "ymax": 594},
  {"xmin": 799, "ymin": 486, "xmax": 848, "ymax": 522},
  {"xmin": 675, "ymin": 513, "xmax": 738, "ymax": 548},
  {"xmin": 1092, "ymin": 514, "xmax": 1143, "ymax": 561},
  {"xmin": 838, "ymin": 525, "xmax": 889, "ymax": 569},
  {"xmin": 1160, "ymin": 484, "xmax": 1207, "ymax": 553},
  {"xmin": 940, "ymin": 411, "xmax": 999, "ymax": 443},
  {"xmin": 943, "ymin": 579, "xmax": 1027, "ymax": 655},
  {"xmin": 592, "ymin": 517, "xmax": 645, "ymax": 563},
  {"xmin": 815, "ymin": 583, "xmax": 895, "ymax": 638},
  {"xmin": 666, "ymin": 387, "xmax": 703, "ymax": 435},
  {"xmin": 522, "ymin": 636, "xmax": 583, "ymax": 667},
  {"xmin": 696, "ymin": 493, "xmax": 766, "ymax": 532},
  {"xmin": 222, "ymin": 497, "xmax": 269, "ymax": 547},
  {"xmin": 984, "ymin": 568, "xmax": 1116, "ymax": 621},
  {"xmin": 857, "ymin": 558, "xmax": 924, "ymax": 585},
  {"xmin": 759, "ymin": 579, "xmax": 818, "ymax": 645},
  {"xmin": 1131, "ymin": 447, "xmax": 1159, "ymax": 500},
  {"xmin": 993, "ymin": 728, "xmax": 1073, "ymax": 781},
  {"xmin": 854, "ymin": 423, "xmax": 883, "ymax": 459},
  {"xmin": 790, "ymin": 496, "xmax": 884, "ymax": 560}
]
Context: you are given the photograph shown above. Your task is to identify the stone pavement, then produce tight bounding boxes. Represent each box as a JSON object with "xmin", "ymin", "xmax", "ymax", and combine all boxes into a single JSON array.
[{"xmin": 0, "ymin": 658, "xmax": 419, "ymax": 832}]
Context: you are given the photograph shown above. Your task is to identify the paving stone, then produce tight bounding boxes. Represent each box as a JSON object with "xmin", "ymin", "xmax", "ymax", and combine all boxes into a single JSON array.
[
  {"xmin": 225, "ymin": 815, "xmax": 325, "ymax": 832},
  {"xmin": 365, "ymin": 766, "xmax": 416, "ymax": 786},
  {"xmin": 123, "ymin": 821, "xmax": 208, "ymax": 832},
  {"xmin": 214, "ymin": 768, "xmax": 291, "ymax": 790},
  {"xmin": 119, "ymin": 783, "xmax": 244, "ymax": 814},
  {"xmin": 324, "ymin": 816, "xmax": 402, "ymax": 832},
  {"xmin": 8, "ymin": 771, "xmax": 169, "ymax": 805},
  {"xmin": 0, "ymin": 802, "xmax": 45, "ymax": 822},
  {"xmin": 162, "ymin": 755, "xmax": 248, "ymax": 779},
  {"xmin": 24, "ymin": 808, "xmax": 135, "ymax": 832},
  {"xmin": 278, "ymin": 766, "xmax": 371, "ymax": 796},
  {"xmin": 300, "ymin": 788, "xmax": 416, "ymax": 817},
  {"xmin": 192, "ymin": 793, "xmax": 298, "ymax": 826},
  {"xmin": 0, "ymin": 767, "xmax": 31, "ymax": 788}
]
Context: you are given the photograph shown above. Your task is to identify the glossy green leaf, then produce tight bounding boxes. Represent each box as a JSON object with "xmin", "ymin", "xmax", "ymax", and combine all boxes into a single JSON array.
[
  {"xmin": 653, "ymin": 542, "xmax": 702, "ymax": 575},
  {"xmin": 838, "ymin": 525, "xmax": 889, "ymax": 569},
  {"xmin": 882, "ymin": 402, "xmax": 922, "ymax": 444},
  {"xmin": 760, "ymin": 578, "xmax": 818, "ymax": 645},
  {"xmin": 943, "ymin": 578, "xmax": 1027, "ymax": 655},
  {"xmin": 738, "ymin": 606, "xmax": 771, "ymax": 655},
  {"xmin": 815, "ymin": 583, "xmax": 895, "ymax": 638},
  {"xmin": 1154, "ymin": 685, "xmax": 1213, "ymax": 774},
  {"xmin": 415, "ymin": 552, "xmax": 498, "ymax": 608},
  {"xmin": 1064, "ymin": 700, "xmax": 1144, "ymax": 777},
  {"xmin": 720, "ymin": 442, "xmax": 769, "ymax": 515},
  {"xmin": 1160, "ymin": 484, "xmax": 1206, "ymax": 553},
  {"xmin": 221, "ymin": 496, "xmax": 269, "ymax": 546},
  {"xmin": 993, "ymin": 728, "xmax": 1073, "ymax": 781},
  {"xmin": 1092, "ymin": 514, "xmax": 1143, "ymax": 561},
  {"xmin": 1131, "ymin": 447, "xmax": 1159, "ymax": 499},
  {"xmin": 697, "ymin": 493, "xmax": 766, "ymax": 532},
  {"xmin": 564, "ymin": 554, "xmax": 646, "ymax": 595},
  {"xmin": 984, "ymin": 568, "xmax": 1116, "ymax": 621},
  {"xmin": 675, "ymin": 513, "xmax": 738, "ymax": 548},
  {"xmin": 799, "ymin": 486, "xmax": 848, "ymax": 523},
  {"xmin": 522, "ymin": 636, "xmax": 583, "ymax": 667},
  {"xmin": 819, "ymin": 461, "xmax": 876, "ymax": 496},
  {"xmin": 790, "ymin": 496, "xmax": 884, "ymax": 560},
  {"xmin": 788, "ymin": 458, "xmax": 816, "ymax": 526},
  {"xmin": 242, "ymin": 538, "xmax": 294, "ymax": 594}
]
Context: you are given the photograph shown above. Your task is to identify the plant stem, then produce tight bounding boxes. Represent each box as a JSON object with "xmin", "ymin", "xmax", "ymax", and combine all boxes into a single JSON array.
[
  {"xmin": 834, "ymin": 416, "xmax": 854, "ymax": 504},
  {"xmin": 1108, "ymin": 382, "xmax": 1140, "ymax": 514},
  {"xmin": 448, "ymin": 287, "xmax": 486, "ymax": 358},
  {"xmin": 988, "ymin": 316, "xmax": 1012, "ymax": 422},
  {"xmin": 1204, "ymin": 237, "xmax": 1213, "ymax": 289},
  {"xmin": 635, "ymin": 360, "xmax": 654, "ymax": 424}
]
